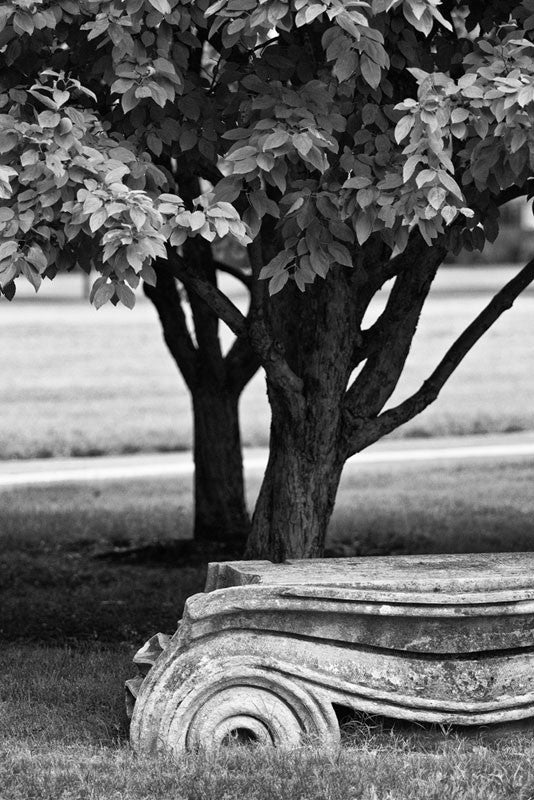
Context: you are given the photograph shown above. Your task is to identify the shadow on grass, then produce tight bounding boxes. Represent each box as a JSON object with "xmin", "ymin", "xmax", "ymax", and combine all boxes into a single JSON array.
[
  {"xmin": 2, "ymin": 459, "xmax": 534, "ymax": 646},
  {"xmin": 0, "ymin": 478, "xmax": 208, "ymax": 645},
  {"xmin": 3, "ymin": 459, "xmax": 534, "ymax": 798}
]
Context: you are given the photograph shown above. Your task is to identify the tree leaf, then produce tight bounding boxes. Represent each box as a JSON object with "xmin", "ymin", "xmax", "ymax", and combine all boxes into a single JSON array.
[
  {"xmin": 2, "ymin": 281, "xmax": 16, "ymax": 300},
  {"xmin": 260, "ymin": 251, "xmax": 293, "ymax": 279},
  {"xmin": 360, "ymin": 55, "xmax": 381, "ymax": 89},
  {"xmin": 394, "ymin": 114, "xmax": 414, "ymax": 143},
  {"xmin": 212, "ymin": 177, "xmax": 242, "ymax": 203},
  {"xmin": 327, "ymin": 241, "xmax": 353, "ymax": 267},
  {"xmin": 293, "ymin": 132, "xmax": 313, "ymax": 156},
  {"xmin": 438, "ymin": 170, "xmax": 464, "ymax": 199},
  {"xmin": 415, "ymin": 169, "xmax": 436, "ymax": 188},
  {"xmin": 231, "ymin": 158, "xmax": 258, "ymax": 174},
  {"xmin": 121, "ymin": 87, "xmax": 138, "ymax": 113},
  {"xmin": 116, "ymin": 282, "xmax": 136, "ymax": 308},
  {"xmin": 189, "ymin": 211, "xmax": 206, "ymax": 231},
  {"xmin": 333, "ymin": 50, "xmax": 358, "ymax": 83},
  {"xmin": 179, "ymin": 129, "xmax": 197, "ymax": 151},
  {"xmin": 343, "ymin": 176, "xmax": 372, "ymax": 189},
  {"xmin": 403, "ymin": 155, "xmax": 421, "ymax": 183},
  {"xmin": 147, "ymin": 0, "xmax": 171, "ymax": 13},
  {"xmin": 130, "ymin": 207, "xmax": 146, "ymax": 229},
  {"xmin": 428, "ymin": 186, "xmax": 446, "ymax": 210},
  {"xmin": 226, "ymin": 146, "xmax": 257, "ymax": 161},
  {"xmin": 354, "ymin": 214, "xmax": 372, "ymax": 245},
  {"xmin": 83, "ymin": 196, "xmax": 103, "ymax": 215},
  {"xmin": 263, "ymin": 130, "xmax": 290, "ymax": 150},
  {"xmin": 93, "ymin": 282, "xmax": 115, "ymax": 309},
  {"xmin": 53, "ymin": 89, "xmax": 70, "ymax": 108},
  {"xmin": 141, "ymin": 263, "xmax": 157, "ymax": 287},
  {"xmin": 38, "ymin": 111, "xmax": 61, "ymax": 128},
  {"xmin": 89, "ymin": 209, "xmax": 108, "ymax": 232},
  {"xmin": 26, "ymin": 244, "xmax": 47, "ymax": 271},
  {"xmin": 0, "ymin": 241, "xmax": 18, "ymax": 260},
  {"xmin": 268, "ymin": 269, "xmax": 289, "ymax": 295}
]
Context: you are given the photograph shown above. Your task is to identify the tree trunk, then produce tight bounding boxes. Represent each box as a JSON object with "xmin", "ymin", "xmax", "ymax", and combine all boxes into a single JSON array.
[
  {"xmin": 242, "ymin": 232, "xmax": 444, "ymax": 561},
  {"xmin": 245, "ymin": 267, "xmax": 360, "ymax": 561},
  {"xmin": 144, "ymin": 259, "xmax": 254, "ymax": 555},
  {"xmin": 192, "ymin": 386, "xmax": 250, "ymax": 552},
  {"xmin": 245, "ymin": 397, "xmax": 346, "ymax": 561}
]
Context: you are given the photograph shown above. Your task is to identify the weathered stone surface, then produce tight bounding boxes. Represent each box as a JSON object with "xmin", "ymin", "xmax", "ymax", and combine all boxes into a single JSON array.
[{"xmin": 128, "ymin": 554, "xmax": 534, "ymax": 755}]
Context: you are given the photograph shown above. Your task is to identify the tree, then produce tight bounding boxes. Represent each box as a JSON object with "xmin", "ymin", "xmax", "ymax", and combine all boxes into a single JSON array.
[
  {"xmin": 1, "ymin": 0, "xmax": 534, "ymax": 561},
  {"xmin": 143, "ymin": 236, "xmax": 259, "ymax": 554},
  {"xmin": 1, "ymin": 1, "xmax": 262, "ymax": 553}
]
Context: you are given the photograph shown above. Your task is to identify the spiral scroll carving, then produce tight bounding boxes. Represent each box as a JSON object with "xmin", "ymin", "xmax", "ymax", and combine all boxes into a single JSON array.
[
  {"xmin": 130, "ymin": 654, "xmax": 340, "ymax": 755},
  {"xmin": 128, "ymin": 555, "xmax": 534, "ymax": 754}
]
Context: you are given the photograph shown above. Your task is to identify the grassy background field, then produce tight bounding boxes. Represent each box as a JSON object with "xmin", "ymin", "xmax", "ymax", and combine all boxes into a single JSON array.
[{"xmin": 0, "ymin": 265, "xmax": 533, "ymax": 459}]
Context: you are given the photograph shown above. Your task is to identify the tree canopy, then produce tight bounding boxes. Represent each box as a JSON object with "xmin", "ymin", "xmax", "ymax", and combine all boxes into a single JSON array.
[
  {"xmin": 2, "ymin": 0, "xmax": 534, "ymax": 560},
  {"xmin": 1, "ymin": 0, "xmax": 533, "ymax": 304}
]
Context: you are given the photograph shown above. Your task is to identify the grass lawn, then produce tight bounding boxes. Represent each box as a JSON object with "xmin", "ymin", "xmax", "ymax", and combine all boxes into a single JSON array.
[
  {"xmin": 3, "ymin": 644, "xmax": 534, "ymax": 800},
  {"xmin": 3, "ymin": 266, "xmax": 534, "ymax": 797},
  {"xmin": 2, "ymin": 456, "xmax": 534, "ymax": 797},
  {"xmin": 0, "ymin": 266, "xmax": 533, "ymax": 459},
  {"xmin": 2, "ymin": 455, "xmax": 534, "ymax": 643}
]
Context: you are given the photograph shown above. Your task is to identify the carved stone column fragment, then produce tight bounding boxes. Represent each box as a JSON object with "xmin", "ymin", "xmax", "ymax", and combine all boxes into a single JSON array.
[{"xmin": 128, "ymin": 553, "xmax": 534, "ymax": 754}]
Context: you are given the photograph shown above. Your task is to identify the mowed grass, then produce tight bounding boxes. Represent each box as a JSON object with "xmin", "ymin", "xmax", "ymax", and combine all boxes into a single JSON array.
[
  {"xmin": 2, "ymin": 456, "xmax": 534, "ymax": 643},
  {"xmin": 2, "ymin": 265, "xmax": 534, "ymax": 798},
  {"xmin": 3, "ymin": 645, "xmax": 534, "ymax": 800},
  {"xmin": 2, "ymin": 456, "xmax": 534, "ymax": 797},
  {"xmin": 0, "ymin": 266, "xmax": 533, "ymax": 459}
]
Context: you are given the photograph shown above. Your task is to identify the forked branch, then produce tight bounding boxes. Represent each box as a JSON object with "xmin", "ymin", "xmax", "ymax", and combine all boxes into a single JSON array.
[
  {"xmin": 369, "ymin": 231, "xmax": 430, "ymax": 291},
  {"xmin": 166, "ymin": 249, "xmax": 248, "ymax": 339},
  {"xmin": 346, "ymin": 257, "xmax": 534, "ymax": 456},
  {"xmin": 168, "ymin": 240, "xmax": 304, "ymax": 416},
  {"xmin": 144, "ymin": 259, "xmax": 198, "ymax": 390}
]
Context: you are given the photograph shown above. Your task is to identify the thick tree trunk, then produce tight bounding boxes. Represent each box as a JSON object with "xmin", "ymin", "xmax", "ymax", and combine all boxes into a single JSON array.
[
  {"xmin": 245, "ymin": 267, "xmax": 360, "ymax": 561},
  {"xmin": 245, "ymin": 398, "xmax": 346, "ymax": 561},
  {"xmin": 243, "ymin": 234, "xmax": 444, "ymax": 561},
  {"xmin": 192, "ymin": 386, "xmax": 250, "ymax": 551}
]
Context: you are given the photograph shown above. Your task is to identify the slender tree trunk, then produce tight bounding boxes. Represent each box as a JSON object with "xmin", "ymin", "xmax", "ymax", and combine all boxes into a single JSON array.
[
  {"xmin": 192, "ymin": 386, "xmax": 250, "ymax": 551},
  {"xmin": 144, "ymin": 259, "xmax": 254, "ymax": 554}
]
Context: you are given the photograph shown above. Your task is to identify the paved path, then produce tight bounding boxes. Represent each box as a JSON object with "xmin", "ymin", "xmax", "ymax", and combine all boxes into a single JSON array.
[{"xmin": 0, "ymin": 432, "xmax": 533, "ymax": 488}]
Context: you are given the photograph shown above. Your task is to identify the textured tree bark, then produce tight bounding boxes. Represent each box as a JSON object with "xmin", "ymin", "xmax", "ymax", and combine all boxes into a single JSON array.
[
  {"xmin": 192, "ymin": 386, "xmax": 250, "ymax": 550},
  {"xmin": 244, "ymin": 236, "xmax": 443, "ymax": 561},
  {"xmin": 245, "ymin": 267, "xmax": 360, "ymax": 561},
  {"xmin": 245, "ymin": 402, "xmax": 346, "ymax": 561}
]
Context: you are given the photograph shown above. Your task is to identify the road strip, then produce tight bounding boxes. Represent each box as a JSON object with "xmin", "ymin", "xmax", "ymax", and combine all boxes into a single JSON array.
[{"xmin": 0, "ymin": 442, "xmax": 532, "ymax": 487}]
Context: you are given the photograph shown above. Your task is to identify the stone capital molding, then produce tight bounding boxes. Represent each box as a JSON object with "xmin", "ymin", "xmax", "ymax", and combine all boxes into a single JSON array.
[{"xmin": 128, "ymin": 553, "xmax": 534, "ymax": 754}]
